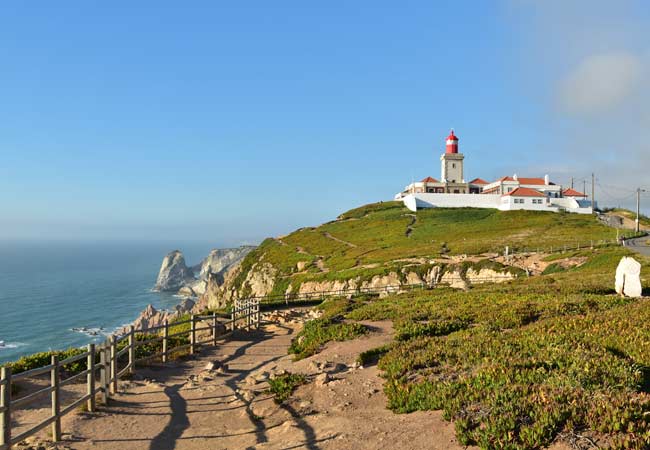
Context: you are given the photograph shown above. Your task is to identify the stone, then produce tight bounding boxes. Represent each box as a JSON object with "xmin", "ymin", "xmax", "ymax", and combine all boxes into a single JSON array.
[
  {"xmin": 314, "ymin": 373, "xmax": 330, "ymax": 387},
  {"xmin": 615, "ymin": 257, "xmax": 643, "ymax": 298},
  {"xmin": 153, "ymin": 250, "xmax": 195, "ymax": 292}
]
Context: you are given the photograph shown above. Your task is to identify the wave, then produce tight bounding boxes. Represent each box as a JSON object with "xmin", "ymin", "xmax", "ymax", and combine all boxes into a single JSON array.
[{"xmin": 0, "ymin": 342, "xmax": 25, "ymax": 350}]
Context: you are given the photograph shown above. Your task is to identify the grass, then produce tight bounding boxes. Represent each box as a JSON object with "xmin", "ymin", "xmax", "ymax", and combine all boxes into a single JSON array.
[
  {"xmin": 288, "ymin": 297, "xmax": 368, "ymax": 360},
  {"xmin": 232, "ymin": 202, "xmax": 622, "ymax": 296},
  {"xmin": 267, "ymin": 372, "xmax": 306, "ymax": 403},
  {"xmin": 291, "ymin": 246, "xmax": 650, "ymax": 449}
]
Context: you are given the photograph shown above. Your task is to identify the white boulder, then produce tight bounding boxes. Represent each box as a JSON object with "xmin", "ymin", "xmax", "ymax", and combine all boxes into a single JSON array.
[{"xmin": 615, "ymin": 257, "xmax": 643, "ymax": 298}]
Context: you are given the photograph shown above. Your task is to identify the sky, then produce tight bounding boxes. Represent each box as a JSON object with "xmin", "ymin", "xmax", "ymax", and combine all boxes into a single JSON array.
[{"xmin": 1, "ymin": 1, "xmax": 649, "ymax": 245}]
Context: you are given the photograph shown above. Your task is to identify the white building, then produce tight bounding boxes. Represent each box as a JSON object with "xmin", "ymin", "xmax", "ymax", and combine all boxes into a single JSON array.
[{"xmin": 395, "ymin": 130, "xmax": 594, "ymax": 214}]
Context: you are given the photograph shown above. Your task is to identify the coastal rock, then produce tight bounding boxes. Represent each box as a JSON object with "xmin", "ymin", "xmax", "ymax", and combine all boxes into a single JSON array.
[
  {"xmin": 153, "ymin": 250, "xmax": 195, "ymax": 292},
  {"xmin": 615, "ymin": 257, "xmax": 642, "ymax": 298},
  {"xmin": 174, "ymin": 298, "xmax": 196, "ymax": 315},
  {"xmin": 196, "ymin": 246, "xmax": 256, "ymax": 281},
  {"xmin": 130, "ymin": 304, "xmax": 171, "ymax": 333}
]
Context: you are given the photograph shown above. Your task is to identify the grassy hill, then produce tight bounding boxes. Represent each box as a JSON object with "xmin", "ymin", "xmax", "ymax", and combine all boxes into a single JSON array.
[
  {"xmin": 289, "ymin": 243, "xmax": 650, "ymax": 449},
  {"xmin": 232, "ymin": 202, "xmax": 627, "ymax": 296}
]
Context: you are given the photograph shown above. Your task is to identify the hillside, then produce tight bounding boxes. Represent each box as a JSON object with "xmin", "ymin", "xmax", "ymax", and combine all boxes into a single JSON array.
[{"xmin": 201, "ymin": 202, "xmax": 628, "ymax": 307}]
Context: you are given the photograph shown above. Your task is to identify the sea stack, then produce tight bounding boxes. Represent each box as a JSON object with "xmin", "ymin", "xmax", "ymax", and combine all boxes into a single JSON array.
[{"xmin": 153, "ymin": 250, "xmax": 195, "ymax": 292}]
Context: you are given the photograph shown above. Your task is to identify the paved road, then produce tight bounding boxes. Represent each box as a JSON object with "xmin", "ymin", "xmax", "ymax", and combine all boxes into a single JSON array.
[{"xmin": 625, "ymin": 237, "xmax": 650, "ymax": 256}]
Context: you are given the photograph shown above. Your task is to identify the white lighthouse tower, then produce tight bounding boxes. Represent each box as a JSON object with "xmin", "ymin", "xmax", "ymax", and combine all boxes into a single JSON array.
[{"xmin": 440, "ymin": 129, "xmax": 464, "ymax": 184}]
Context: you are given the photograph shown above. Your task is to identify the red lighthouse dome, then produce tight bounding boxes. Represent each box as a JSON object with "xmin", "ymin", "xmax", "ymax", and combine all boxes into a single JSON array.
[{"xmin": 445, "ymin": 129, "xmax": 459, "ymax": 154}]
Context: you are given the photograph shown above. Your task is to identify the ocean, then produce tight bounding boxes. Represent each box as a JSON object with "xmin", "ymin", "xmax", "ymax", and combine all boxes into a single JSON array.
[{"xmin": 0, "ymin": 241, "xmax": 217, "ymax": 364}]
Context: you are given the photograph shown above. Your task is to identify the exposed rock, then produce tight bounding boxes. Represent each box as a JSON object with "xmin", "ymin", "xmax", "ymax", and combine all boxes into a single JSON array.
[
  {"xmin": 195, "ymin": 246, "xmax": 256, "ymax": 281},
  {"xmin": 615, "ymin": 257, "xmax": 643, "ymax": 298},
  {"xmin": 153, "ymin": 250, "xmax": 195, "ymax": 292},
  {"xmin": 465, "ymin": 268, "xmax": 515, "ymax": 284},
  {"xmin": 314, "ymin": 373, "xmax": 331, "ymax": 387},
  {"xmin": 196, "ymin": 262, "xmax": 244, "ymax": 311},
  {"xmin": 174, "ymin": 298, "xmax": 195, "ymax": 315},
  {"xmin": 129, "ymin": 304, "xmax": 171, "ymax": 333}
]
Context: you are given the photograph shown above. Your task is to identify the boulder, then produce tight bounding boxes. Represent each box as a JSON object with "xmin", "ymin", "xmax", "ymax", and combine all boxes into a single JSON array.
[
  {"xmin": 615, "ymin": 257, "xmax": 643, "ymax": 298},
  {"xmin": 153, "ymin": 250, "xmax": 195, "ymax": 292}
]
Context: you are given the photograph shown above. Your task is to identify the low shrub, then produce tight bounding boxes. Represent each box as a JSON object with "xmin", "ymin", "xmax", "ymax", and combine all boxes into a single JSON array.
[{"xmin": 267, "ymin": 372, "xmax": 306, "ymax": 403}]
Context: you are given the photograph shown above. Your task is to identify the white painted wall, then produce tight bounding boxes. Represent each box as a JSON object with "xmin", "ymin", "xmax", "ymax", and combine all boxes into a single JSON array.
[
  {"xmin": 402, "ymin": 193, "xmax": 593, "ymax": 214},
  {"xmin": 403, "ymin": 193, "xmax": 502, "ymax": 212},
  {"xmin": 500, "ymin": 196, "xmax": 558, "ymax": 212}
]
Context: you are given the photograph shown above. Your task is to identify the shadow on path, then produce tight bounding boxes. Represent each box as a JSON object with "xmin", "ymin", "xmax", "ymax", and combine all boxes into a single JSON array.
[{"xmin": 148, "ymin": 384, "xmax": 189, "ymax": 450}]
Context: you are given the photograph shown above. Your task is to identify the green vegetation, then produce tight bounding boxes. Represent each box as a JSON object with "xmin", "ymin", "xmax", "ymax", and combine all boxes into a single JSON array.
[
  {"xmin": 294, "ymin": 244, "xmax": 650, "ymax": 449},
  {"xmin": 288, "ymin": 297, "xmax": 368, "ymax": 360},
  {"xmin": 357, "ymin": 344, "xmax": 392, "ymax": 366},
  {"xmin": 9, "ymin": 348, "xmax": 87, "ymax": 375},
  {"xmin": 267, "ymin": 372, "xmax": 306, "ymax": 403},
  {"xmin": 233, "ymin": 202, "xmax": 621, "ymax": 296}
]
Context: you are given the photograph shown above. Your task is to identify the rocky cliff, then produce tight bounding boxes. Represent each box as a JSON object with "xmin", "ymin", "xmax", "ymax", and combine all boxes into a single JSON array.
[
  {"xmin": 153, "ymin": 250, "xmax": 195, "ymax": 292},
  {"xmin": 154, "ymin": 246, "xmax": 255, "ymax": 296},
  {"xmin": 195, "ymin": 246, "xmax": 256, "ymax": 281}
]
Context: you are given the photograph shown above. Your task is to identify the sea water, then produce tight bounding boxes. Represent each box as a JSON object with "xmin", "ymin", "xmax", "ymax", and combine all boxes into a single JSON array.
[{"xmin": 0, "ymin": 241, "xmax": 217, "ymax": 364}]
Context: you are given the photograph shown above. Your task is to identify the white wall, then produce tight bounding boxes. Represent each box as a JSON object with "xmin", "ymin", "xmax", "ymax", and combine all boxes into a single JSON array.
[
  {"xmin": 402, "ymin": 193, "xmax": 592, "ymax": 214},
  {"xmin": 500, "ymin": 196, "xmax": 558, "ymax": 212},
  {"xmin": 403, "ymin": 193, "xmax": 502, "ymax": 212},
  {"xmin": 550, "ymin": 197, "xmax": 594, "ymax": 214}
]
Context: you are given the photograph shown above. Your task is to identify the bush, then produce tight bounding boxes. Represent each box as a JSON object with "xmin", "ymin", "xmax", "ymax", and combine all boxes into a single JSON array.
[
  {"xmin": 267, "ymin": 372, "xmax": 306, "ymax": 403},
  {"xmin": 9, "ymin": 347, "xmax": 87, "ymax": 375}
]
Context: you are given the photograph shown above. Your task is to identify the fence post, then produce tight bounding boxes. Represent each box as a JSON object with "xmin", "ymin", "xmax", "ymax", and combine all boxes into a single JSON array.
[
  {"xmin": 128, "ymin": 326, "xmax": 135, "ymax": 374},
  {"xmin": 212, "ymin": 313, "xmax": 217, "ymax": 346},
  {"xmin": 162, "ymin": 320, "xmax": 169, "ymax": 363},
  {"xmin": 231, "ymin": 306, "xmax": 235, "ymax": 331},
  {"xmin": 50, "ymin": 355, "xmax": 61, "ymax": 442},
  {"xmin": 256, "ymin": 300, "xmax": 261, "ymax": 329},
  {"xmin": 190, "ymin": 315, "xmax": 196, "ymax": 355},
  {"xmin": 247, "ymin": 300, "xmax": 251, "ymax": 331},
  {"xmin": 99, "ymin": 343, "xmax": 108, "ymax": 404},
  {"xmin": 87, "ymin": 344, "xmax": 96, "ymax": 412},
  {"xmin": 1, "ymin": 366, "xmax": 11, "ymax": 449},
  {"xmin": 110, "ymin": 336, "xmax": 118, "ymax": 394}
]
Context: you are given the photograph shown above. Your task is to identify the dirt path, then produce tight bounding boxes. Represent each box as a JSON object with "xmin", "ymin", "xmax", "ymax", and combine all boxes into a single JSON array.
[
  {"xmin": 322, "ymin": 232, "xmax": 356, "ymax": 248},
  {"xmin": 37, "ymin": 320, "xmax": 467, "ymax": 450}
]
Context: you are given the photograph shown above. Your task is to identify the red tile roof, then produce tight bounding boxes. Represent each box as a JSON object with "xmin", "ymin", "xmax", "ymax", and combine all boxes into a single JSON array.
[
  {"xmin": 421, "ymin": 176, "xmax": 439, "ymax": 183},
  {"xmin": 563, "ymin": 188, "xmax": 587, "ymax": 197},
  {"xmin": 469, "ymin": 178, "xmax": 488, "ymax": 185},
  {"xmin": 504, "ymin": 187, "xmax": 546, "ymax": 197},
  {"xmin": 495, "ymin": 176, "xmax": 552, "ymax": 186},
  {"xmin": 481, "ymin": 186, "xmax": 500, "ymax": 194}
]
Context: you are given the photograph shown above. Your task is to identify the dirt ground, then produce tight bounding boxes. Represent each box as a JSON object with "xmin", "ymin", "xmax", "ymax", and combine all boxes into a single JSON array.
[{"xmin": 12, "ymin": 317, "xmax": 573, "ymax": 450}]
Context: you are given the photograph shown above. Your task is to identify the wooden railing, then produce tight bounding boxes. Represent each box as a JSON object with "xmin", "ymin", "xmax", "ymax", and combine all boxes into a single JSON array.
[{"xmin": 0, "ymin": 300, "xmax": 261, "ymax": 450}]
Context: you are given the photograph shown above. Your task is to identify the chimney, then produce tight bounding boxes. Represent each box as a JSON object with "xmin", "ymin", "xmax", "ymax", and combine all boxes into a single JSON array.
[
  {"xmin": 513, "ymin": 174, "xmax": 518, "ymax": 181},
  {"xmin": 544, "ymin": 174, "xmax": 550, "ymax": 185}
]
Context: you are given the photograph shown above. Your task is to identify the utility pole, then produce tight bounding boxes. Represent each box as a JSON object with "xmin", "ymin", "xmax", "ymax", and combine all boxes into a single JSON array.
[
  {"xmin": 571, "ymin": 177, "xmax": 574, "ymax": 189},
  {"xmin": 583, "ymin": 180, "xmax": 587, "ymax": 197},
  {"xmin": 637, "ymin": 188, "xmax": 646, "ymax": 233},
  {"xmin": 591, "ymin": 173, "xmax": 595, "ymax": 211}
]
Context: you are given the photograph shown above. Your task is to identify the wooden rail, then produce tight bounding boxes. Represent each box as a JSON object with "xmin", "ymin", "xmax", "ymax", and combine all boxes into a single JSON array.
[{"xmin": 0, "ymin": 302, "xmax": 261, "ymax": 449}]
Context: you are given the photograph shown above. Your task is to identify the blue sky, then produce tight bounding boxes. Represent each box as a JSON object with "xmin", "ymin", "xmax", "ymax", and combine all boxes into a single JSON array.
[{"xmin": 1, "ymin": 1, "xmax": 649, "ymax": 245}]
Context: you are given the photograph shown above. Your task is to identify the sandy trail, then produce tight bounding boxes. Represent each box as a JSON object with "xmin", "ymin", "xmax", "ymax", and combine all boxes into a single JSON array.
[{"xmin": 51, "ymin": 320, "xmax": 468, "ymax": 450}]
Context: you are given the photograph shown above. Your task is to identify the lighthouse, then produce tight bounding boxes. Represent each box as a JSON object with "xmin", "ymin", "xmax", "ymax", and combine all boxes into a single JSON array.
[
  {"xmin": 445, "ymin": 129, "xmax": 459, "ymax": 154},
  {"xmin": 440, "ymin": 129, "xmax": 465, "ymax": 185}
]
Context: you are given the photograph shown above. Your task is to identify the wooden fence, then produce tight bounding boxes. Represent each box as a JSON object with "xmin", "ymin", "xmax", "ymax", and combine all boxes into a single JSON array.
[{"xmin": 0, "ymin": 300, "xmax": 260, "ymax": 450}]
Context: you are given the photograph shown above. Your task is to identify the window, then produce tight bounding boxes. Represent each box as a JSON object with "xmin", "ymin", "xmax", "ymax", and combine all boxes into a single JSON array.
[
  {"xmin": 453, "ymin": 189, "xmax": 460, "ymax": 193},
  {"xmin": 514, "ymin": 198, "xmax": 525, "ymax": 204},
  {"xmin": 507, "ymin": 187, "xmax": 513, "ymax": 192},
  {"xmin": 532, "ymin": 199, "xmax": 544, "ymax": 204},
  {"xmin": 452, "ymin": 163, "xmax": 456, "ymax": 168}
]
